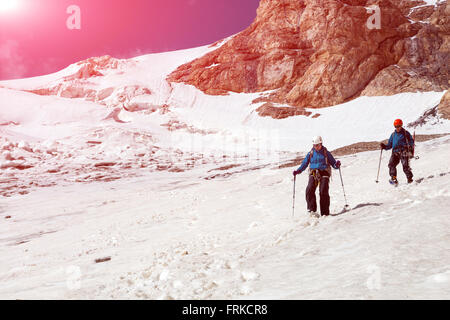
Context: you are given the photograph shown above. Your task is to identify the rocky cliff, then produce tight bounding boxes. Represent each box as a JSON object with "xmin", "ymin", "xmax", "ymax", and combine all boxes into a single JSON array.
[{"xmin": 168, "ymin": 0, "xmax": 449, "ymax": 119}]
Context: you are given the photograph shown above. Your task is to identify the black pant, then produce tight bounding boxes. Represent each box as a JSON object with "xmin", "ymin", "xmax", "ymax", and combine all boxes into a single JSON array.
[
  {"xmin": 388, "ymin": 151, "xmax": 413, "ymax": 180},
  {"xmin": 306, "ymin": 172, "xmax": 330, "ymax": 216}
]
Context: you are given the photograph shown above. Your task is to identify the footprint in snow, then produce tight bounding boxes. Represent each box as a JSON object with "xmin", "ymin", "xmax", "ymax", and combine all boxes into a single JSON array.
[{"xmin": 241, "ymin": 271, "xmax": 260, "ymax": 282}]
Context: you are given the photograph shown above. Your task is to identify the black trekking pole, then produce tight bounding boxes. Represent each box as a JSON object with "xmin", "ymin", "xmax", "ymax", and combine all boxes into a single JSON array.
[
  {"xmin": 375, "ymin": 149, "xmax": 383, "ymax": 183},
  {"xmin": 292, "ymin": 175, "xmax": 296, "ymax": 218},
  {"xmin": 338, "ymin": 167, "xmax": 349, "ymax": 211}
]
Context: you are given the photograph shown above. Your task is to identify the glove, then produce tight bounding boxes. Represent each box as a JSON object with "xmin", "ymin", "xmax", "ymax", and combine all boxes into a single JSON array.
[
  {"xmin": 335, "ymin": 160, "xmax": 341, "ymax": 169},
  {"xmin": 293, "ymin": 170, "xmax": 300, "ymax": 176},
  {"xmin": 380, "ymin": 143, "xmax": 386, "ymax": 150}
]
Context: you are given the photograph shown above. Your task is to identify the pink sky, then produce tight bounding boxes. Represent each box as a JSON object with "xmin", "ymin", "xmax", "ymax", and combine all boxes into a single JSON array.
[{"xmin": 0, "ymin": 0, "xmax": 260, "ymax": 80}]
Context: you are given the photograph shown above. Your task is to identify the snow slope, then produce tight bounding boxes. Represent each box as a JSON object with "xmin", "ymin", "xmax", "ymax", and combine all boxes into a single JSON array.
[
  {"xmin": 1, "ymin": 82, "xmax": 447, "ymax": 198},
  {"xmin": 0, "ymin": 39, "xmax": 449, "ymax": 299},
  {"xmin": 0, "ymin": 135, "xmax": 449, "ymax": 299}
]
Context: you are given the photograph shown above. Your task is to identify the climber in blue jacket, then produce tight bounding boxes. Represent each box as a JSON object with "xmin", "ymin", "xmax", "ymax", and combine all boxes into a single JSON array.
[
  {"xmin": 293, "ymin": 136, "xmax": 341, "ymax": 216},
  {"xmin": 380, "ymin": 119, "xmax": 415, "ymax": 185}
]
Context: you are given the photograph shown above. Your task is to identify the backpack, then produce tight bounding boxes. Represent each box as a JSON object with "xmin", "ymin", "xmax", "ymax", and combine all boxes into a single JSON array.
[
  {"xmin": 308, "ymin": 146, "xmax": 332, "ymax": 178},
  {"xmin": 395, "ymin": 128, "xmax": 415, "ymax": 159}
]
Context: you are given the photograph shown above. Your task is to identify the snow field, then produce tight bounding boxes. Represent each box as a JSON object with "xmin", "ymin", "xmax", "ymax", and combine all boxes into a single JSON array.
[
  {"xmin": 0, "ymin": 38, "xmax": 449, "ymax": 300},
  {"xmin": 0, "ymin": 135, "xmax": 449, "ymax": 299}
]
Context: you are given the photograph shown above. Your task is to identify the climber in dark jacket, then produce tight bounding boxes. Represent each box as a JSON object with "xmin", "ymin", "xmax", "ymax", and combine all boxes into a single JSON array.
[
  {"xmin": 380, "ymin": 119, "xmax": 415, "ymax": 184},
  {"xmin": 293, "ymin": 136, "xmax": 341, "ymax": 216}
]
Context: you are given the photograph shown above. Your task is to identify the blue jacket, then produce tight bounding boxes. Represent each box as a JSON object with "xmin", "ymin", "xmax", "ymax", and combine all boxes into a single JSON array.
[
  {"xmin": 297, "ymin": 147, "xmax": 338, "ymax": 173},
  {"xmin": 384, "ymin": 129, "xmax": 414, "ymax": 153}
]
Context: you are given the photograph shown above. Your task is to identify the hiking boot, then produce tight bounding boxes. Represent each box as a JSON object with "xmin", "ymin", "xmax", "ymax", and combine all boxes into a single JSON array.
[
  {"xmin": 407, "ymin": 177, "xmax": 414, "ymax": 184},
  {"xmin": 389, "ymin": 176, "xmax": 398, "ymax": 185},
  {"xmin": 308, "ymin": 210, "xmax": 319, "ymax": 218}
]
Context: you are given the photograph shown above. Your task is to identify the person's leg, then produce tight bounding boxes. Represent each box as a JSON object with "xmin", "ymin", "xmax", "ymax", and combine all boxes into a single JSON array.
[
  {"xmin": 401, "ymin": 153, "xmax": 413, "ymax": 182},
  {"xmin": 319, "ymin": 177, "xmax": 330, "ymax": 216},
  {"xmin": 388, "ymin": 152, "xmax": 400, "ymax": 179},
  {"xmin": 305, "ymin": 175, "xmax": 318, "ymax": 212}
]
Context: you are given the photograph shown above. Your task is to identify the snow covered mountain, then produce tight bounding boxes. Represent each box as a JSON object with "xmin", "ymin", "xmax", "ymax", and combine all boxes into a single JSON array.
[
  {"xmin": 0, "ymin": 39, "xmax": 448, "ymax": 197},
  {"xmin": 0, "ymin": 0, "xmax": 449, "ymax": 299}
]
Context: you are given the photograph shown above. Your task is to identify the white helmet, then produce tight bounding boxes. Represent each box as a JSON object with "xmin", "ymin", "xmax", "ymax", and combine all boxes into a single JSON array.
[{"xmin": 312, "ymin": 136, "xmax": 323, "ymax": 145}]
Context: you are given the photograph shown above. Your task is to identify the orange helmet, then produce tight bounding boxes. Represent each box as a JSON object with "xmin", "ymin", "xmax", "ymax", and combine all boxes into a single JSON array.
[{"xmin": 394, "ymin": 119, "xmax": 403, "ymax": 127}]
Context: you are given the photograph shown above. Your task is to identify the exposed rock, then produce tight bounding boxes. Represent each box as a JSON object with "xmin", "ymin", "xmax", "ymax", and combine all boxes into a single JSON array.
[
  {"xmin": 60, "ymin": 85, "xmax": 97, "ymax": 99},
  {"xmin": 256, "ymin": 103, "xmax": 312, "ymax": 119},
  {"xmin": 94, "ymin": 256, "xmax": 112, "ymax": 263},
  {"xmin": 363, "ymin": 1, "xmax": 450, "ymax": 96},
  {"xmin": 23, "ymin": 56, "xmax": 150, "ymax": 108},
  {"xmin": 395, "ymin": 0, "xmax": 431, "ymax": 15},
  {"xmin": 160, "ymin": 119, "xmax": 217, "ymax": 135},
  {"xmin": 97, "ymin": 87, "xmax": 115, "ymax": 101},
  {"xmin": 360, "ymin": 65, "xmax": 443, "ymax": 95},
  {"xmin": 115, "ymin": 86, "xmax": 152, "ymax": 104},
  {"xmin": 124, "ymin": 102, "xmax": 159, "ymax": 113},
  {"xmin": 438, "ymin": 90, "xmax": 450, "ymax": 119},
  {"xmin": 168, "ymin": 0, "xmax": 449, "ymax": 118},
  {"xmin": 27, "ymin": 83, "xmax": 152, "ymax": 109},
  {"xmin": 0, "ymin": 121, "xmax": 19, "ymax": 126},
  {"xmin": 75, "ymin": 55, "xmax": 128, "ymax": 72},
  {"xmin": 94, "ymin": 162, "xmax": 117, "ymax": 167},
  {"xmin": 64, "ymin": 64, "xmax": 103, "ymax": 81},
  {"xmin": 408, "ymin": 5, "xmax": 437, "ymax": 22},
  {"xmin": 26, "ymin": 87, "xmax": 58, "ymax": 96},
  {"xmin": 62, "ymin": 55, "xmax": 127, "ymax": 81},
  {"xmin": 0, "ymin": 161, "xmax": 34, "ymax": 170},
  {"xmin": 407, "ymin": 105, "xmax": 441, "ymax": 128},
  {"xmin": 103, "ymin": 107, "xmax": 130, "ymax": 123}
]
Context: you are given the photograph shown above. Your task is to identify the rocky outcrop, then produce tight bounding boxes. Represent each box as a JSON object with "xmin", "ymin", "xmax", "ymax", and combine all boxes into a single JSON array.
[
  {"xmin": 168, "ymin": 0, "xmax": 449, "ymax": 118},
  {"xmin": 24, "ymin": 56, "xmax": 151, "ymax": 107},
  {"xmin": 61, "ymin": 55, "xmax": 129, "ymax": 81},
  {"xmin": 438, "ymin": 90, "xmax": 450, "ymax": 119},
  {"xmin": 255, "ymin": 103, "xmax": 312, "ymax": 119},
  {"xmin": 75, "ymin": 55, "xmax": 128, "ymax": 73},
  {"xmin": 363, "ymin": 1, "xmax": 449, "ymax": 96},
  {"xmin": 27, "ymin": 83, "xmax": 152, "ymax": 108},
  {"xmin": 63, "ymin": 64, "xmax": 104, "ymax": 81}
]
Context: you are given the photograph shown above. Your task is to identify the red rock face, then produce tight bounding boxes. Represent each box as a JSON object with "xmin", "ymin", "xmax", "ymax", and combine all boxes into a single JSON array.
[
  {"xmin": 363, "ymin": 1, "xmax": 449, "ymax": 96},
  {"xmin": 439, "ymin": 90, "xmax": 450, "ymax": 119},
  {"xmin": 168, "ymin": 0, "xmax": 449, "ymax": 118}
]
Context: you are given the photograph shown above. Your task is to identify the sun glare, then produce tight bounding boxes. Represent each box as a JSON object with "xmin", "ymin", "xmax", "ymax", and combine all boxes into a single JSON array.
[{"xmin": 0, "ymin": 0, "xmax": 20, "ymax": 12}]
